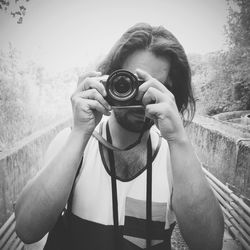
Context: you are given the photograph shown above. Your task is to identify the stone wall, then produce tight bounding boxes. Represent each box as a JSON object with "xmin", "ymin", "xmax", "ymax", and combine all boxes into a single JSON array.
[
  {"xmin": 186, "ymin": 115, "xmax": 250, "ymax": 198},
  {"xmin": 0, "ymin": 118, "xmax": 71, "ymax": 227}
]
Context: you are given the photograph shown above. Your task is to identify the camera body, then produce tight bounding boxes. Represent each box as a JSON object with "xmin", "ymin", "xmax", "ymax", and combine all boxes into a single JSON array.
[{"xmin": 102, "ymin": 69, "xmax": 144, "ymax": 108}]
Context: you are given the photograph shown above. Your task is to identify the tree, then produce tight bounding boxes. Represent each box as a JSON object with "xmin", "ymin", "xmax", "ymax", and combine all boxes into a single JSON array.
[
  {"xmin": 0, "ymin": 0, "xmax": 30, "ymax": 24},
  {"xmin": 189, "ymin": 0, "xmax": 250, "ymax": 115},
  {"xmin": 224, "ymin": 0, "xmax": 250, "ymax": 110},
  {"xmin": 225, "ymin": 0, "xmax": 250, "ymax": 48}
]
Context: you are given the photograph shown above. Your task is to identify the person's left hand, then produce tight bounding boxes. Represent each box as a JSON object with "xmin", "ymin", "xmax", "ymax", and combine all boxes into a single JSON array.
[{"xmin": 136, "ymin": 69, "xmax": 187, "ymax": 143}]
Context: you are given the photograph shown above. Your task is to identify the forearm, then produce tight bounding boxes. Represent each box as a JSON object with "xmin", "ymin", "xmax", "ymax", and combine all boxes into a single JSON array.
[
  {"xmin": 15, "ymin": 129, "xmax": 91, "ymax": 243},
  {"xmin": 169, "ymin": 136, "xmax": 224, "ymax": 250}
]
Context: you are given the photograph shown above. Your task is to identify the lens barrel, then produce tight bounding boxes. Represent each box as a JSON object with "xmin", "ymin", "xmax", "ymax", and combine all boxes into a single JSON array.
[{"xmin": 105, "ymin": 69, "xmax": 141, "ymax": 106}]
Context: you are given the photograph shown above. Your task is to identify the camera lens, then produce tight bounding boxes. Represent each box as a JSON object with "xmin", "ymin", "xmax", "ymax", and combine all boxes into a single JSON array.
[
  {"xmin": 105, "ymin": 69, "xmax": 140, "ymax": 106},
  {"xmin": 112, "ymin": 76, "xmax": 132, "ymax": 96}
]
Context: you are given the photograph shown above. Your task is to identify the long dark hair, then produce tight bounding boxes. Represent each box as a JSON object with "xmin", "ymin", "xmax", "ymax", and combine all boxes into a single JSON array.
[{"xmin": 98, "ymin": 23, "xmax": 196, "ymax": 122}]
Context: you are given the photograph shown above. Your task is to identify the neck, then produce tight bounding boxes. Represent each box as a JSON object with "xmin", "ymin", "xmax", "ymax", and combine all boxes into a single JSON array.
[{"xmin": 108, "ymin": 113, "xmax": 150, "ymax": 149}]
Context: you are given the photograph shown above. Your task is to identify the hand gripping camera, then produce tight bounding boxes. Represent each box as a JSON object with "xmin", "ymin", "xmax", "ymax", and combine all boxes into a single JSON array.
[{"xmin": 102, "ymin": 69, "xmax": 144, "ymax": 109}]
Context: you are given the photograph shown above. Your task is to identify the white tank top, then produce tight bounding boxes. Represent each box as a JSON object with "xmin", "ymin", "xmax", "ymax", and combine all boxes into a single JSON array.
[{"xmin": 71, "ymin": 120, "xmax": 176, "ymax": 249}]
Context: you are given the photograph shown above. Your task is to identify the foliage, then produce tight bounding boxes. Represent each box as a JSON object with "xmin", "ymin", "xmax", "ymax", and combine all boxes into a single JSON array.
[
  {"xmin": 189, "ymin": 50, "xmax": 250, "ymax": 116},
  {"xmin": 0, "ymin": 45, "xmax": 76, "ymax": 150},
  {"xmin": 225, "ymin": 0, "xmax": 250, "ymax": 48},
  {"xmin": 0, "ymin": 0, "xmax": 29, "ymax": 24},
  {"xmin": 189, "ymin": 0, "xmax": 250, "ymax": 116}
]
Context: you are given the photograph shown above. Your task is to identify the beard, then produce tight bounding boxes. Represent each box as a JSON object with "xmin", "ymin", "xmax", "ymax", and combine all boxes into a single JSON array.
[{"xmin": 113, "ymin": 108, "xmax": 154, "ymax": 133}]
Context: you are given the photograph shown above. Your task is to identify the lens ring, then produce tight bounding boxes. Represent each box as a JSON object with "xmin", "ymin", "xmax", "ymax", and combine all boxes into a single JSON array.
[
  {"xmin": 112, "ymin": 76, "xmax": 133, "ymax": 96},
  {"xmin": 107, "ymin": 70, "xmax": 138, "ymax": 103}
]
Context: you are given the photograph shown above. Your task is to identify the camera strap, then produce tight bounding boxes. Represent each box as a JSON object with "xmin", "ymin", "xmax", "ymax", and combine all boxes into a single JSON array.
[
  {"xmin": 106, "ymin": 123, "xmax": 153, "ymax": 250},
  {"xmin": 92, "ymin": 118, "xmax": 152, "ymax": 151}
]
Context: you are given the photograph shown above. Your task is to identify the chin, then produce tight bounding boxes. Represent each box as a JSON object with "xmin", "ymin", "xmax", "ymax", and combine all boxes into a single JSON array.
[
  {"xmin": 115, "ymin": 113, "xmax": 153, "ymax": 133},
  {"xmin": 114, "ymin": 108, "xmax": 154, "ymax": 132}
]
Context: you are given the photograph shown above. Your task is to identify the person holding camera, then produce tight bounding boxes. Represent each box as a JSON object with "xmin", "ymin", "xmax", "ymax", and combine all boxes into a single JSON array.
[{"xmin": 15, "ymin": 23, "xmax": 224, "ymax": 250}]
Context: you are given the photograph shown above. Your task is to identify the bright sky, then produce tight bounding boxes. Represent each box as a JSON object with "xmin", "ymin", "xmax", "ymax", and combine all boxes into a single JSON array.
[{"xmin": 0, "ymin": 0, "xmax": 229, "ymax": 72}]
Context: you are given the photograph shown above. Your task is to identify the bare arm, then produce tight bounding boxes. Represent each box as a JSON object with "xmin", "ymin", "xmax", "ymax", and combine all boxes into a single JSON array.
[
  {"xmin": 15, "ymin": 71, "xmax": 111, "ymax": 243},
  {"xmin": 138, "ymin": 68, "xmax": 224, "ymax": 250},
  {"xmin": 15, "ymin": 128, "xmax": 91, "ymax": 243},
  {"xmin": 169, "ymin": 137, "xmax": 224, "ymax": 250}
]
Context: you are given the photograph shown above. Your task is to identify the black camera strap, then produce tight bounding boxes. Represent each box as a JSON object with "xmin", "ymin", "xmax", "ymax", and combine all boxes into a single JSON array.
[
  {"xmin": 92, "ymin": 118, "xmax": 151, "ymax": 151},
  {"xmin": 106, "ymin": 123, "xmax": 153, "ymax": 250}
]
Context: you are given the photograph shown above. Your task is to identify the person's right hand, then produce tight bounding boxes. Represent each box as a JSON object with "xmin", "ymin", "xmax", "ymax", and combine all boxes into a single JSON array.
[{"xmin": 71, "ymin": 71, "xmax": 111, "ymax": 135}]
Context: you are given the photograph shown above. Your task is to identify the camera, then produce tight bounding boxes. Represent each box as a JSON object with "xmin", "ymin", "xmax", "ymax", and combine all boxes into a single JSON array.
[{"xmin": 102, "ymin": 69, "xmax": 144, "ymax": 108}]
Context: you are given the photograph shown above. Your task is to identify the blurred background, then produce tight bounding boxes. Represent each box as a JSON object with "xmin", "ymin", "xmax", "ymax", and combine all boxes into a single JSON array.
[{"xmin": 0, "ymin": 0, "xmax": 249, "ymax": 150}]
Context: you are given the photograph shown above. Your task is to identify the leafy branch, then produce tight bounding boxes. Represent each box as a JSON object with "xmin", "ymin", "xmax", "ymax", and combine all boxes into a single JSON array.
[{"xmin": 0, "ymin": 0, "xmax": 30, "ymax": 24}]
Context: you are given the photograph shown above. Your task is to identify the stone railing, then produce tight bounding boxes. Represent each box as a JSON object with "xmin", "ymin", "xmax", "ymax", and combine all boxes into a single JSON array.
[
  {"xmin": 186, "ymin": 115, "xmax": 250, "ymax": 199},
  {"xmin": 0, "ymin": 118, "xmax": 72, "ymax": 227}
]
